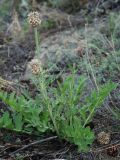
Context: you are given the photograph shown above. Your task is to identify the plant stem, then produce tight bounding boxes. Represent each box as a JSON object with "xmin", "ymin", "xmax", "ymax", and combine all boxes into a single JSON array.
[
  {"xmin": 34, "ymin": 27, "xmax": 40, "ymax": 56},
  {"xmin": 39, "ymin": 73, "xmax": 59, "ymax": 135},
  {"xmin": 47, "ymin": 103, "xmax": 59, "ymax": 135}
]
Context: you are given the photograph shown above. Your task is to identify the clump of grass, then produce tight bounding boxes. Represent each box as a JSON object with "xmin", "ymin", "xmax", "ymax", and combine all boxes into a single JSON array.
[
  {"xmin": 78, "ymin": 12, "xmax": 120, "ymax": 121},
  {"xmin": 78, "ymin": 13, "xmax": 120, "ymax": 82}
]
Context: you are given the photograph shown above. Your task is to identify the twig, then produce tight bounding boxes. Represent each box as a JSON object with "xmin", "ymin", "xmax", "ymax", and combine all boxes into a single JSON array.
[
  {"xmin": 0, "ymin": 144, "xmax": 22, "ymax": 155},
  {"xmin": 10, "ymin": 136, "xmax": 57, "ymax": 155},
  {"xmin": 91, "ymin": 140, "xmax": 120, "ymax": 153}
]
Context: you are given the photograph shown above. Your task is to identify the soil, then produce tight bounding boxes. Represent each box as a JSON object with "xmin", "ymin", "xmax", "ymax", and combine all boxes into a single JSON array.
[
  {"xmin": 0, "ymin": 34, "xmax": 35, "ymax": 81},
  {"xmin": 0, "ymin": 0, "xmax": 120, "ymax": 159}
]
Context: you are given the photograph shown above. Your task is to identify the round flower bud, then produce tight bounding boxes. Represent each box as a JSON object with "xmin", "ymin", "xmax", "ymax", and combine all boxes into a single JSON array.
[
  {"xmin": 97, "ymin": 131, "xmax": 110, "ymax": 145},
  {"xmin": 29, "ymin": 59, "xmax": 41, "ymax": 75},
  {"xmin": 28, "ymin": 11, "xmax": 41, "ymax": 27}
]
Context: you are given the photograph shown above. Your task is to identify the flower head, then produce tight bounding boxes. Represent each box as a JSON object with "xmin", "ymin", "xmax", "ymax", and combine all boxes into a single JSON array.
[
  {"xmin": 97, "ymin": 131, "xmax": 110, "ymax": 145},
  {"xmin": 28, "ymin": 11, "xmax": 41, "ymax": 27},
  {"xmin": 29, "ymin": 59, "xmax": 41, "ymax": 75}
]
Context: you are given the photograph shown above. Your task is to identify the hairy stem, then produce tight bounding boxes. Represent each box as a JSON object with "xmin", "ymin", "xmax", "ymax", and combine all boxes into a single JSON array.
[{"xmin": 34, "ymin": 27, "xmax": 40, "ymax": 56}]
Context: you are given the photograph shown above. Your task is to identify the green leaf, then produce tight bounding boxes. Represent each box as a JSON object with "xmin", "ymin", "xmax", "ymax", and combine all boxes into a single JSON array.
[
  {"xmin": 13, "ymin": 113, "xmax": 24, "ymax": 131},
  {"xmin": 2, "ymin": 112, "xmax": 14, "ymax": 129}
]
